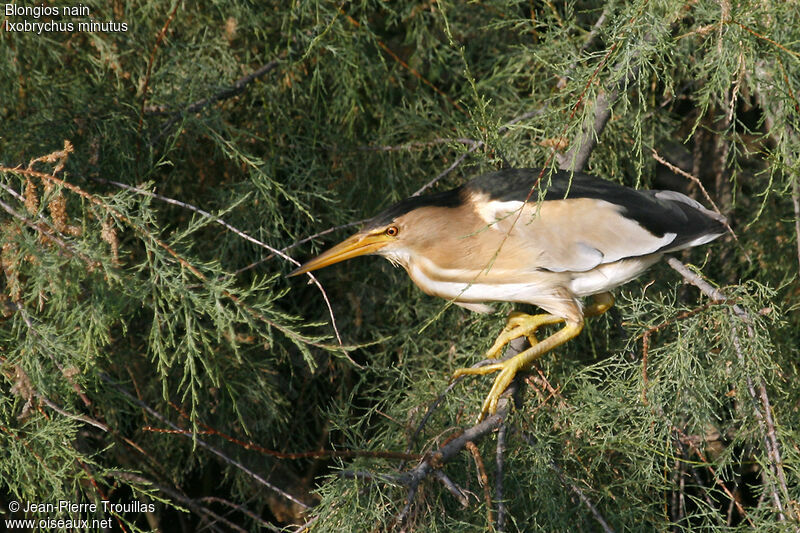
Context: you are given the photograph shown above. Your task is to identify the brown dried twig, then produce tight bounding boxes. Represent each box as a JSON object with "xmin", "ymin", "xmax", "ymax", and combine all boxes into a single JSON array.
[
  {"xmin": 466, "ymin": 441, "xmax": 495, "ymax": 529},
  {"xmin": 0, "ymin": 194, "xmax": 98, "ymax": 270},
  {"xmin": 100, "ymin": 372, "xmax": 311, "ymax": 511},
  {"xmin": 137, "ymin": 1, "xmax": 183, "ymax": 155}
]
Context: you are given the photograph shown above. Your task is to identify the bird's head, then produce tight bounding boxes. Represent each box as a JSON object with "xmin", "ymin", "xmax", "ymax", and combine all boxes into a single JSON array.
[
  {"xmin": 289, "ymin": 188, "xmax": 463, "ymax": 277},
  {"xmin": 288, "ymin": 221, "xmax": 406, "ymax": 276}
]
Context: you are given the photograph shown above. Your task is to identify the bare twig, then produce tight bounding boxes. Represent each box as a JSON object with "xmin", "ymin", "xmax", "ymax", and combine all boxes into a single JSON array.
[
  {"xmin": 401, "ymin": 378, "xmax": 461, "ymax": 465},
  {"xmin": 580, "ymin": 2, "xmax": 613, "ymax": 55},
  {"xmin": 412, "ymin": 142, "xmax": 482, "ymax": 196},
  {"xmin": 555, "ymin": 0, "xmax": 674, "ymax": 174},
  {"xmin": 466, "ymin": 441, "xmax": 494, "ymax": 528},
  {"xmin": 557, "ymin": 48, "xmax": 641, "ymax": 172},
  {"xmin": 433, "ymin": 470, "xmax": 469, "ymax": 507},
  {"xmin": 230, "ymin": 219, "xmax": 364, "ymax": 276},
  {"xmin": 359, "ymin": 138, "xmax": 480, "ymax": 152},
  {"xmin": 35, "ymin": 393, "xmax": 109, "ymax": 433},
  {"xmin": 494, "ymin": 423, "xmax": 507, "ymax": 532},
  {"xmin": 395, "ymin": 382, "xmax": 516, "ymax": 526},
  {"xmin": 411, "ymin": 109, "xmax": 546, "ymax": 197},
  {"xmin": 92, "ymin": 177, "xmax": 346, "ymax": 348},
  {"xmin": 198, "ymin": 496, "xmax": 283, "ymax": 532}
]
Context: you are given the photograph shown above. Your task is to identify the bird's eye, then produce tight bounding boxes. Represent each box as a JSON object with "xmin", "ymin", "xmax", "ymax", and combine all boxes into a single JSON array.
[{"xmin": 385, "ymin": 226, "xmax": 399, "ymax": 237}]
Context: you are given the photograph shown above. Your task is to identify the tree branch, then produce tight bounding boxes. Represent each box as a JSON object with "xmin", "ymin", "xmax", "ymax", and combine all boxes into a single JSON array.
[
  {"xmin": 394, "ymin": 382, "xmax": 516, "ymax": 526},
  {"xmin": 495, "ymin": 423, "xmax": 508, "ymax": 532},
  {"xmin": 150, "ymin": 58, "xmax": 282, "ymax": 145},
  {"xmin": 665, "ymin": 257, "xmax": 789, "ymax": 521}
]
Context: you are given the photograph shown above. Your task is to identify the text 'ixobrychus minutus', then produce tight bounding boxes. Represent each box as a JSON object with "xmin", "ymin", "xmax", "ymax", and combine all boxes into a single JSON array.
[{"xmin": 291, "ymin": 169, "xmax": 726, "ymax": 418}]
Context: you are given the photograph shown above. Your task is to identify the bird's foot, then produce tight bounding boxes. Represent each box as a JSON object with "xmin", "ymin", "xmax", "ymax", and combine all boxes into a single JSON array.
[
  {"xmin": 450, "ymin": 356, "xmax": 528, "ymax": 419},
  {"xmin": 452, "ymin": 321, "xmax": 584, "ymax": 420},
  {"xmin": 485, "ymin": 312, "xmax": 564, "ymax": 359}
]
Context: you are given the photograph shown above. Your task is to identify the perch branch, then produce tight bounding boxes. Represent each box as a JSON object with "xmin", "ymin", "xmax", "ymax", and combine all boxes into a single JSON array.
[
  {"xmin": 394, "ymin": 383, "xmax": 516, "ymax": 525},
  {"xmin": 494, "ymin": 423, "xmax": 508, "ymax": 531}
]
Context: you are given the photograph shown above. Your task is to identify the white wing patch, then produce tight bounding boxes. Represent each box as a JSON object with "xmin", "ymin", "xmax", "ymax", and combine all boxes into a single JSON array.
[{"xmin": 473, "ymin": 196, "xmax": 525, "ymax": 227}]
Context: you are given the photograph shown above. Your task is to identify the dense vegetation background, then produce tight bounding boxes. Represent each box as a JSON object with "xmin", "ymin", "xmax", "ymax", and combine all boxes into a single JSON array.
[{"xmin": 1, "ymin": 0, "xmax": 799, "ymax": 531}]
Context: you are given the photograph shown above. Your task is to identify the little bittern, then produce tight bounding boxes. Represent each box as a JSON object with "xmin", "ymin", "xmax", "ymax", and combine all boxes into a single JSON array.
[{"xmin": 291, "ymin": 169, "xmax": 726, "ymax": 418}]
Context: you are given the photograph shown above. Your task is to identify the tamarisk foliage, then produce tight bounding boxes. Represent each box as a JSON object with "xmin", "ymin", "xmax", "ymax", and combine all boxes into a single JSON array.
[{"xmin": 1, "ymin": 1, "xmax": 798, "ymax": 531}]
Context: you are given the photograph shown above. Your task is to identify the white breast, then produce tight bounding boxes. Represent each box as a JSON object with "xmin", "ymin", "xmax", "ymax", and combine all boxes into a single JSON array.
[{"xmin": 405, "ymin": 261, "xmax": 579, "ymax": 318}]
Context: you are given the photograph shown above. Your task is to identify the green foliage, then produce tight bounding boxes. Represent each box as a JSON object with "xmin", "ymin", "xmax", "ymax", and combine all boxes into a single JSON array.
[{"xmin": 1, "ymin": 0, "xmax": 798, "ymax": 531}]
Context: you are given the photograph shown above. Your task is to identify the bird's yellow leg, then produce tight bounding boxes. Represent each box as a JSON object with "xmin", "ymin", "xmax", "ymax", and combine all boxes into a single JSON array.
[
  {"xmin": 452, "ymin": 320, "xmax": 585, "ymax": 419},
  {"xmin": 486, "ymin": 293, "xmax": 614, "ymax": 359},
  {"xmin": 452, "ymin": 293, "xmax": 614, "ymax": 420},
  {"xmin": 584, "ymin": 291, "xmax": 614, "ymax": 317}
]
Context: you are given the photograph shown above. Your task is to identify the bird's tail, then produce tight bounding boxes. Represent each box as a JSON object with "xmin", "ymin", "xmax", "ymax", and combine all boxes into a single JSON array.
[{"xmin": 651, "ymin": 190, "xmax": 727, "ymax": 252}]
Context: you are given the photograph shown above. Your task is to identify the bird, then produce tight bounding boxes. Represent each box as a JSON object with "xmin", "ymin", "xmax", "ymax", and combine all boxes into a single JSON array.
[{"xmin": 290, "ymin": 168, "xmax": 727, "ymax": 419}]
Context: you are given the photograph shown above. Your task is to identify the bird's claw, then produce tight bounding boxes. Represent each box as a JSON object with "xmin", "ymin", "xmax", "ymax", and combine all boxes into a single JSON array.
[{"xmin": 450, "ymin": 357, "xmax": 525, "ymax": 421}]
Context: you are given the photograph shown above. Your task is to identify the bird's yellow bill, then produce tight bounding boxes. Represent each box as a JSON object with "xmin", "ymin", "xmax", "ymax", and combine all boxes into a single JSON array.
[{"xmin": 289, "ymin": 232, "xmax": 391, "ymax": 276}]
